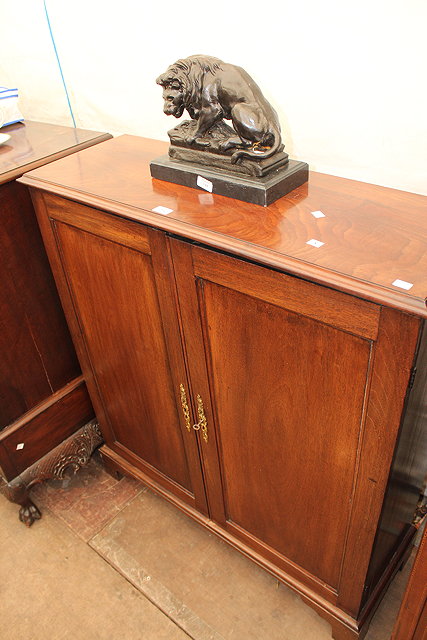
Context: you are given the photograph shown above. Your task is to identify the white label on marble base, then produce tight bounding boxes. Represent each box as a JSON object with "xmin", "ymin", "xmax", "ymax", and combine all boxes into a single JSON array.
[
  {"xmin": 197, "ymin": 176, "xmax": 213, "ymax": 192},
  {"xmin": 16, "ymin": 443, "xmax": 25, "ymax": 450}
]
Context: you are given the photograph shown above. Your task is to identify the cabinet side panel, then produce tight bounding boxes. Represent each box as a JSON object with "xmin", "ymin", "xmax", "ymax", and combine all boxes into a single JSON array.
[
  {"xmin": 338, "ymin": 307, "xmax": 421, "ymax": 615},
  {"xmin": 363, "ymin": 320, "xmax": 427, "ymax": 603},
  {"xmin": 200, "ymin": 280, "xmax": 372, "ymax": 590},
  {"xmin": 54, "ymin": 221, "xmax": 192, "ymax": 493},
  {"xmin": 0, "ymin": 181, "xmax": 80, "ymax": 428}
]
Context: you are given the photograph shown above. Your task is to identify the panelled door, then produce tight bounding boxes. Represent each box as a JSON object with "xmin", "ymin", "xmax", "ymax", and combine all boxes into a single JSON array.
[
  {"xmin": 170, "ymin": 238, "xmax": 420, "ymax": 614},
  {"xmin": 36, "ymin": 189, "xmax": 420, "ymax": 617},
  {"xmin": 42, "ymin": 194, "xmax": 208, "ymax": 514}
]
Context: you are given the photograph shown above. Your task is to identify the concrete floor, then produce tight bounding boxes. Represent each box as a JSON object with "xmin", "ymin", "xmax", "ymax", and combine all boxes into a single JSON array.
[{"xmin": 0, "ymin": 452, "xmax": 414, "ymax": 640}]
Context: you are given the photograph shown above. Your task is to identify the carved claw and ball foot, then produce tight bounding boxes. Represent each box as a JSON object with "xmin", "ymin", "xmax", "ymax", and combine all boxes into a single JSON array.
[
  {"xmin": 0, "ymin": 420, "xmax": 102, "ymax": 526},
  {"xmin": 1, "ymin": 479, "xmax": 42, "ymax": 526},
  {"xmin": 20, "ymin": 501, "xmax": 42, "ymax": 526}
]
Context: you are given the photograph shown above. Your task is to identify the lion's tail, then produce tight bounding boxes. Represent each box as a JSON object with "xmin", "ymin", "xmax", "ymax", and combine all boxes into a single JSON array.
[{"xmin": 231, "ymin": 129, "xmax": 282, "ymax": 164}]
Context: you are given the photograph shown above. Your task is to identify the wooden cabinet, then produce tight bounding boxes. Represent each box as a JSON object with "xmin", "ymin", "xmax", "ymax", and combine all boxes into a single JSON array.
[
  {"xmin": 0, "ymin": 122, "xmax": 111, "ymax": 519},
  {"xmin": 21, "ymin": 136, "xmax": 427, "ymax": 639}
]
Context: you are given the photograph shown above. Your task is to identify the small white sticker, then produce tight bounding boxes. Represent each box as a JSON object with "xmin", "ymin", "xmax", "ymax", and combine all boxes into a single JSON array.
[
  {"xmin": 197, "ymin": 175, "xmax": 213, "ymax": 193},
  {"xmin": 151, "ymin": 206, "xmax": 173, "ymax": 215},
  {"xmin": 16, "ymin": 443, "xmax": 25, "ymax": 450},
  {"xmin": 306, "ymin": 239, "xmax": 325, "ymax": 248},
  {"xmin": 392, "ymin": 279, "xmax": 413, "ymax": 291},
  {"xmin": 198, "ymin": 193, "xmax": 214, "ymax": 205},
  {"xmin": 311, "ymin": 210, "xmax": 326, "ymax": 218}
]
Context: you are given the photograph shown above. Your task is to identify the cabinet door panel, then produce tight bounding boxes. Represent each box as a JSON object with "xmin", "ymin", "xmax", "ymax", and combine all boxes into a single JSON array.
[
  {"xmin": 172, "ymin": 240, "xmax": 420, "ymax": 611},
  {"xmin": 200, "ymin": 279, "xmax": 371, "ymax": 589},
  {"xmin": 171, "ymin": 240, "xmax": 384, "ymax": 592},
  {"xmin": 54, "ymin": 221, "xmax": 193, "ymax": 495}
]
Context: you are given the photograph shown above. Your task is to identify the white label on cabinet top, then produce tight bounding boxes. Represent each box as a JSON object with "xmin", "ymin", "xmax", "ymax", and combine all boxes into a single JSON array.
[
  {"xmin": 16, "ymin": 443, "xmax": 25, "ymax": 450},
  {"xmin": 306, "ymin": 238, "xmax": 325, "ymax": 248},
  {"xmin": 392, "ymin": 279, "xmax": 414, "ymax": 290},
  {"xmin": 199, "ymin": 193, "xmax": 214, "ymax": 205},
  {"xmin": 151, "ymin": 206, "xmax": 173, "ymax": 215},
  {"xmin": 311, "ymin": 210, "xmax": 326, "ymax": 218},
  {"xmin": 197, "ymin": 175, "xmax": 213, "ymax": 192}
]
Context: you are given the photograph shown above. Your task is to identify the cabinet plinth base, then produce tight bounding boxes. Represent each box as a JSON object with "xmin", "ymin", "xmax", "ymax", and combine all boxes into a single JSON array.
[
  {"xmin": 150, "ymin": 155, "xmax": 309, "ymax": 206},
  {"xmin": 99, "ymin": 444, "xmax": 389, "ymax": 640}
]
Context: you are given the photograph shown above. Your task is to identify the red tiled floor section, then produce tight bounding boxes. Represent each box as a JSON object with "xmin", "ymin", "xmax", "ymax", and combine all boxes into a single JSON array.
[{"xmin": 31, "ymin": 451, "xmax": 143, "ymax": 541}]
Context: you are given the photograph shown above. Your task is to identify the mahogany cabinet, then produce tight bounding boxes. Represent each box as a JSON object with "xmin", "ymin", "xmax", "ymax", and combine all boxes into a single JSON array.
[
  {"xmin": 20, "ymin": 136, "xmax": 427, "ymax": 639},
  {"xmin": 0, "ymin": 121, "xmax": 110, "ymax": 522}
]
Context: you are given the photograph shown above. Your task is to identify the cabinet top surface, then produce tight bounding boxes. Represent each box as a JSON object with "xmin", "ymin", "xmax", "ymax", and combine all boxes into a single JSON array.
[
  {"xmin": 0, "ymin": 120, "xmax": 111, "ymax": 185},
  {"xmin": 20, "ymin": 135, "xmax": 427, "ymax": 316}
]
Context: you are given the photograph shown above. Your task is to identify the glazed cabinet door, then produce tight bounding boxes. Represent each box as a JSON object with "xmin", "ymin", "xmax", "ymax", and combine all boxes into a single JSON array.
[
  {"xmin": 34, "ymin": 192, "xmax": 207, "ymax": 514},
  {"xmin": 170, "ymin": 238, "xmax": 420, "ymax": 614}
]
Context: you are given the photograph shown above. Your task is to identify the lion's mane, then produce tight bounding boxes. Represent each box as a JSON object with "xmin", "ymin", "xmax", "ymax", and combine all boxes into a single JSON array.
[{"xmin": 158, "ymin": 55, "xmax": 223, "ymax": 115}]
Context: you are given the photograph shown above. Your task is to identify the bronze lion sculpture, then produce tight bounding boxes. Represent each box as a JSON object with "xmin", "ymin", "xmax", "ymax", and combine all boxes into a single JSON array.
[{"xmin": 156, "ymin": 55, "xmax": 282, "ymax": 164}]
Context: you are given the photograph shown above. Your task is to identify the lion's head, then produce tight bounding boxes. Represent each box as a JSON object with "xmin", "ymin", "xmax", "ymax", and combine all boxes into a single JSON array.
[{"xmin": 156, "ymin": 55, "xmax": 223, "ymax": 119}]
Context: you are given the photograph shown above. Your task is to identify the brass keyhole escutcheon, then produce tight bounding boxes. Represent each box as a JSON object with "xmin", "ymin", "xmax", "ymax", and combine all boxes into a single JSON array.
[
  {"xmin": 195, "ymin": 394, "xmax": 208, "ymax": 443},
  {"xmin": 179, "ymin": 385, "xmax": 208, "ymax": 443},
  {"xmin": 179, "ymin": 383, "xmax": 208, "ymax": 442},
  {"xmin": 179, "ymin": 384, "xmax": 191, "ymax": 432}
]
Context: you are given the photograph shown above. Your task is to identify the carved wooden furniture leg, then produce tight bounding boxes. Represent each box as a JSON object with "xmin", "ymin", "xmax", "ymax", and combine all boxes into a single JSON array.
[{"xmin": 0, "ymin": 420, "xmax": 102, "ymax": 526}]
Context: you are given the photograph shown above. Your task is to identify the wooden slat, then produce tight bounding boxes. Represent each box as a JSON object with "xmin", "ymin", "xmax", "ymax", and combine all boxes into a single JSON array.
[{"xmin": 0, "ymin": 377, "xmax": 93, "ymax": 479}]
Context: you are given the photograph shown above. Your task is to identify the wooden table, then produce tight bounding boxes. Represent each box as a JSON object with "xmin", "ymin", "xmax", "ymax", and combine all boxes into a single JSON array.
[{"xmin": 0, "ymin": 121, "xmax": 110, "ymax": 524}]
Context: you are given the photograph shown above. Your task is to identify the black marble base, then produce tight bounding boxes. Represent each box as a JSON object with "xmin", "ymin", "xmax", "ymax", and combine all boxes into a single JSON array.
[{"xmin": 150, "ymin": 155, "xmax": 309, "ymax": 207}]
